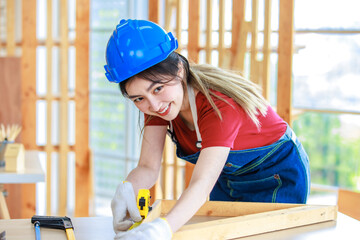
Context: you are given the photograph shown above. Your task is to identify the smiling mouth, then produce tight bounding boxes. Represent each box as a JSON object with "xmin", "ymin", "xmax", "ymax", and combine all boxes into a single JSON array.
[{"xmin": 158, "ymin": 104, "xmax": 170, "ymax": 116}]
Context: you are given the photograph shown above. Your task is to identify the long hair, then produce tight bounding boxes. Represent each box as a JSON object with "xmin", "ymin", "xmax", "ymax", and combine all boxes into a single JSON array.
[{"xmin": 119, "ymin": 52, "xmax": 268, "ymax": 128}]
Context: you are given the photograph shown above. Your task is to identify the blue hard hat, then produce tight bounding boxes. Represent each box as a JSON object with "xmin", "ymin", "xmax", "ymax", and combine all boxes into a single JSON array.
[{"xmin": 104, "ymin": 19, "xmax": 178, "ymax": 83}]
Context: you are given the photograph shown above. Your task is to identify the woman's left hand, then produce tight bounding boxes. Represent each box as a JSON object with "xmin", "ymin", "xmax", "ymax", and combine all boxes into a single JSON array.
[{"xmin": 114, "ymin": 218, "xmax": 172, "ymax": 240}]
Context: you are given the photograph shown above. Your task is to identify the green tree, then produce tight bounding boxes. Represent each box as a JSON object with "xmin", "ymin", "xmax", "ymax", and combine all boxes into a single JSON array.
[{"xmin": 293, "ymin": 112, "xmax": 359, "ymax": 190}]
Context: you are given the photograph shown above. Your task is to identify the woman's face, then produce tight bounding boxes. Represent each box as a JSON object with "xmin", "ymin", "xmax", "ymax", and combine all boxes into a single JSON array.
[{"xmin": 125, "ymin": 70, "xmax": 186, "ymax": 121}]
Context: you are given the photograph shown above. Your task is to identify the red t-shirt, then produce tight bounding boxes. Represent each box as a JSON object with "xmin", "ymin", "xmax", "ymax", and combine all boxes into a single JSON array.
[{"xmin": 145, "ymin": 90, "xmax": 287, "ymax": 156}]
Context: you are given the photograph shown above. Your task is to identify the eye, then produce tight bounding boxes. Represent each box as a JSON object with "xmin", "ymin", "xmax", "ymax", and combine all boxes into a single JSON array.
[
  {"xmin": 154, "ymin": 85, "xmax": 163, "ymax": 93},
  {"xmin": 133, "ymin": 97, "xmax": 143, "ymax": 103}
]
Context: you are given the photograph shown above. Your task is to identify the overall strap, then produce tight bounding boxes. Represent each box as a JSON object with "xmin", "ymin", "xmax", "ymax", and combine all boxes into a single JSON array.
[{"xmin": 187, "ymin": 85, "xmax": 202, "ymax": 149}]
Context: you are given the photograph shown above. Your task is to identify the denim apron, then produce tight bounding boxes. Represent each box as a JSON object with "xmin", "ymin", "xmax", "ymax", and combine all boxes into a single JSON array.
[{"xmin": 168, "ymin": 86, "xmax": 310, "ymax": 204}]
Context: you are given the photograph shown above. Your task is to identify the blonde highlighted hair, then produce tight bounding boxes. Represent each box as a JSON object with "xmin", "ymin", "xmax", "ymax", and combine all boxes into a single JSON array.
[{"xmin": 188, "ymin": 63, "xmax": 268, "ymax": 128}]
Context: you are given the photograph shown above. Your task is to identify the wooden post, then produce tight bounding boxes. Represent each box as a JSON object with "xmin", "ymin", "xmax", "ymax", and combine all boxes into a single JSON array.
[
  {"xmin": 205, "ymin": 0, "xmax": 212, "ymax": 64},
  {"xmin": 20, "ymin": 0, "xmax": 37, "ymax": 218},
  {"xmin": 45, "ymin": 0, "xmax": 53, "ymax": 216},
  {"xmin": 262, "ymin": 0, "xmax": 272, "ymax": 100},
  {"xmin": 59, "ymin": 0, "xmax": 69, "ymax": 216},
  {"xmin": 231, "ymin": 0, "xmax": 246, "ymax": 72},
  {"xmin": 277, "ymin": 0, "xmax": 294, "ymax": 125},
  {"xmin": 250, "ymin": 0, "xmax": 259, "ymax": 83},
  {"xmin": 218, "ymin": 0, "xmax": 225, "ymax": 67},
  {"xmin": 6, "ymin": 0, "xmax": 15, "ymax": 56},
  {"xmin": 175, "ymin": 0, "xmax": 182, "ymax": 51},
  {"xmin": 188, "ymin": 0, "xmax": 200, "ymax": 63},
  {"xmin": 148, "ymin": 0, "xmax": 160, "ymax": 23},
  {"xmin": 75, "ymin": 0, "xmax": 90, "ymax": 217}
]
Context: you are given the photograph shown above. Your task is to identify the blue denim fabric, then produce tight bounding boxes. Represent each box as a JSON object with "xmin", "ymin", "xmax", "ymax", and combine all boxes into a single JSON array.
[{"xmin": 171, "ymin": 125, "xmax": 310, "ymax": 204}]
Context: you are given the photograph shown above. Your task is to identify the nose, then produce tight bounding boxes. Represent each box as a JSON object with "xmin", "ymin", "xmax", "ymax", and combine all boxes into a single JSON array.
[{"xmin": 147, "ymin": 97, "xmax": 161, "ymax": 112}]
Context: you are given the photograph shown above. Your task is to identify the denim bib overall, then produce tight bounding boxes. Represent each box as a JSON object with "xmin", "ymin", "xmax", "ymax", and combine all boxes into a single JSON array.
[{"xmin": 168, "ymin": 87, "xmax": 310, "ymax": 204}]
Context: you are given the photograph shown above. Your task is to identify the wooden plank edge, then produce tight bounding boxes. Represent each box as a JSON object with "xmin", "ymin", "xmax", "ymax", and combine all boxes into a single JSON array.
[
  {"xmin": 152, "ymin": 200, "xmax": 304, "ymax": 217},
  {"xmin": 174, "ymin": 205, "xmax": 337, "ymax": 240}
]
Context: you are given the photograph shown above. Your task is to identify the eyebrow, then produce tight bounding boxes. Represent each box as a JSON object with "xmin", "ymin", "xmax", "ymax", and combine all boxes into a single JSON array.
[{"xmin": 127, "ymin": 81, "xmax": 159, "ymax": 99}]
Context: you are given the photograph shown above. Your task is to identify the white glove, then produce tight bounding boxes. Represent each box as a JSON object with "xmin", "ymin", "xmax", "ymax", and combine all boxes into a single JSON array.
[
  {"xmin": 111, "ymin": 181, "xmax": 142, "ymax": 233},
  {"xmin": 114, "ymin": 218, "xmax": 172, "ymax": 240}
]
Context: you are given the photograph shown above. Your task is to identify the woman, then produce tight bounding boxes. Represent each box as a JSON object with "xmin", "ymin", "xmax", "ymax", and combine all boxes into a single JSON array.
[{"xmin": 105, "ymin": 19, "xmax": 310, "ymax": 240}]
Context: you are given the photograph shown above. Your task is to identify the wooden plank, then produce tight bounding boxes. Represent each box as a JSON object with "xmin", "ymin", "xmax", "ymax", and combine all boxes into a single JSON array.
[
  {"xmin": 148, "ymin": 0, "xmax": 160, "ymax": 23},
  {"xmin": 164, "ymin": 0, "xmax": 176, "ymax": 32},
  {"xmin": 6, "ymin": 0, "xmax": 16, "ymax": 55},
  {"xmin": 218, "ymin": 0, "xmax": 225, "ymax": 67},
  {"xmin": 161, "ymin": 137, "xmax": 171, "ymax": 198},
  {"xmin": 250, "ymin": 0, "xmax": 259, "ymax": 83},
  {"xmin": 20, "ymin": 0, "xmax": 37, "ymax": 218},
  {"xmin": 277, "ymin": 0, "xmax": 294, "ymax": 124},
  {"xmin": 188, "ymin": 0, "xmax": 200, "ymax": 63},
  {"xmin": 173, "ymin": 145, "xmax": 179, "ymax": 199},
  {"xmin": 145, "ymin": 200, "xmax": 337, "ymax": 240},
  {"xmin": 59, "ymin": 0, "xmax": 69, "ymax": 216},
  {"xmin": 175, "ymin": 205, "xmax": 337, "ymax": 240},
  {"xmin": 45, "ymin": 0, "xmax": 53, "ymax": 216},
  {"xmin": 155, "ymin": 200, "xmax": 303, "ymax": 216},
  {"xmin": 230, "ymin": 0, "xmax": 247, "ymax": 71},
  {"xmin": 338, "ymin": 189, "xmax": 360, "ymax": 220},
  {"xmin": 175, "ymin": 0, "xmax": 182, "ymax": 51},
  {"xmin": 262, "ymin": 0, "xmax": 272, "ymax": 100},
  {"xmin": 74, "ymin": 0, "xmax": 90, "ymax": 217},
  {"xmin": 205, "ymin": 0, "xmax": 212, "ymax": 64}
]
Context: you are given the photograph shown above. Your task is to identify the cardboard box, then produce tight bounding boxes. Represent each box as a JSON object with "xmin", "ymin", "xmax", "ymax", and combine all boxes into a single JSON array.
[{"xmin": 4, "ymin": 143, "xmax": 25, "ymax": 172}]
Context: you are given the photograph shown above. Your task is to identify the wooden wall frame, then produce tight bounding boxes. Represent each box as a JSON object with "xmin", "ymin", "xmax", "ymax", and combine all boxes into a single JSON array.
[
  {"xmin": 145, "ymin": 200, "xmax": 337, "ymax": 240},
  {"xmin": 0, "ymin": 0, "xmax": 91, "ymax": 217}
]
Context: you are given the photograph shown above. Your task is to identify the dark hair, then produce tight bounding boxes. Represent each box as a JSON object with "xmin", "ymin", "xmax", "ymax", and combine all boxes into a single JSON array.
[{"xmin": 119, "ymin": 52, "xmax": 190, "ymax": 96}]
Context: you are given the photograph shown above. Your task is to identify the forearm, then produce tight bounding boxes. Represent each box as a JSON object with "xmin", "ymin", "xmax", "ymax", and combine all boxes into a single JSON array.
[
  {"xmin": 165, "ymin": 147, "xmax": 230, "ymax": 233},
  {"xmin": 165, "ymin": 179, "xmax": 210, "ymax": 232},
  {"xmin": 126, "ymin": 165, "xmax": 159, "ymax": 195},
  {"xmin": 125, "ymin": 125, "xmax": 167, "ymax": 194}
]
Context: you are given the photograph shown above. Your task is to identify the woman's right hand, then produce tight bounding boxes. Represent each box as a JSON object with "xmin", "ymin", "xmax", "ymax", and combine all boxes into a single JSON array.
[{"xmin": 111, "ymin": 181, "xmax": 142, "ymax": 233}]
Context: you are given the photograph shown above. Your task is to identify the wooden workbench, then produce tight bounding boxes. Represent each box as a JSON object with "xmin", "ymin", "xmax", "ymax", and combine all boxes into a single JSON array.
[{"xmin": 0, "ymin": 212, "xmax": 359, "ymax": 240}]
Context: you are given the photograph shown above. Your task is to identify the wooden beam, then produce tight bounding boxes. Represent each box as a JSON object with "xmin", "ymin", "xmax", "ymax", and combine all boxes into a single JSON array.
[
  {"xmin": 148, "ymin": 0, "xmax": 160, "ymax": 23},
  {"xmin": 161, "ymin": 137, "xmax": 171, "ymax": 198},
  {"xmin": 338, "ymin": 189, "xmax": 360, "ymax": 221},
  {"xmin": 205, "ymin": 0, "xmax": 212, "ymax": 64},
  {"xmin": 188, "ymin": 0, "xmax": 200, "ymax": 63},
  {"xmin": 6, "ymin": 0, "xmax": 16, "ymax": 55},
  {"xmin": 145, "ymin": 200, "xmax": 337, "ymax": 240},
  {"xmin": 250, "ymin": 0, "xmax": 259, "ymax": 83},
  {"xmin": 277, "ymin": 0, "xmax": 294, "ymax": 125},
  {"xmin": 59, "ymin": 0, "xmax": 69, "ymax": 216},
  {"xmin": 175, "ymin": 0, "xmax": 182, "ymax": 51},
  {"xmin": 45, "ymin": 0, "xmax": 53, "ymax": 216},
  {"xmin": 262, "ymin": 0, "xmax": 272, "ymax": 100},
  {"xmin": 20, "ymin": 0, "xmax": 37, "ymax": 218},
  {"xmin": 230, "ymin": 0, "xmax": 246, "ymax": 71},
  {"xmin": 218, "ymin": 0, "xmax": 225, "ymax": 67},
  {"xmin": 75, "ymin": 0, "xmax": 90, "ymax": 217}
]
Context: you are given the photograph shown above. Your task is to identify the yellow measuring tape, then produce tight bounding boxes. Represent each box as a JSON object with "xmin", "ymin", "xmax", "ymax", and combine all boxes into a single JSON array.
[{"xmin": 129, "ymin": 189, "xmax": 151, "ymax": 230}]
